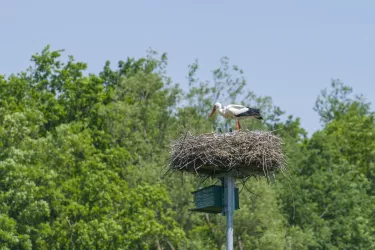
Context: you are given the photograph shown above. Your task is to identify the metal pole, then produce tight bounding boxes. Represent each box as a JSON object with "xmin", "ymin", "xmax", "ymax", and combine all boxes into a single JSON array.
[
  {"xmin": 224, "ymin": 175, "xmax": 234, "ymax": 250},
  {"xmin": 218, "ymin": 127, "xmax": 235, "ymax": 250}
]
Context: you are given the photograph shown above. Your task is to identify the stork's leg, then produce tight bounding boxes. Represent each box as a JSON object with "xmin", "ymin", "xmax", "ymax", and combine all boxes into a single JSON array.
[{"xmin": 236, "ymin": 120, "xmax": 241, "ymax": 130}]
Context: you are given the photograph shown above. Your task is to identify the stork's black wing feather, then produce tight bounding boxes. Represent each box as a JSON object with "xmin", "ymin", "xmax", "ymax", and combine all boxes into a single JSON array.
[{"xmin": 235, "ymin": 107, "xmax": 263, "ymax": 120}]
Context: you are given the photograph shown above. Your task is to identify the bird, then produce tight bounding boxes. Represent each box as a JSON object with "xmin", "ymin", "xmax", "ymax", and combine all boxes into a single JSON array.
[{"xmin": 208, "ymin": 102, "xmax": 263, "ymax": 130}]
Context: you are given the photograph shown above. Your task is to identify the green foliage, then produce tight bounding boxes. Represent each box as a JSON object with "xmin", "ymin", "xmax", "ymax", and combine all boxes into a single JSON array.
[
  {"xmin": 314, "ymin": 79, "xmax": 371, "ymax": 124},
  {"xmin": 0, "ymin": 46, "xmax": 374, "ymax": 249},
  {"xmin": 0, "ymin": 47, "xmax": 183, "ymax": 249},
  {"xmin": 278, "ymin": 82, "xmax": 375, "ymax": 249}
]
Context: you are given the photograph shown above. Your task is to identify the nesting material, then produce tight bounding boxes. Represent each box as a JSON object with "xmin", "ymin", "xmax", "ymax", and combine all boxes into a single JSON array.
[{"xmin": 168, "ymin": 130, "xmax": 287, "ymax": 179}]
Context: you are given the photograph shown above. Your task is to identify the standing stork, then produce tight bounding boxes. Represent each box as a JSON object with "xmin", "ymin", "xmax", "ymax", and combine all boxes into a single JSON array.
[{"xmin": 209, "ymin": 102, "xmax": 263, "ymax": 130}]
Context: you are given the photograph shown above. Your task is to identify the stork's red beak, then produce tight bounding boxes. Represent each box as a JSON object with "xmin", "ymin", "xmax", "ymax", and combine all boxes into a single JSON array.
[{"xmin": 209, "ymin": 107, "xmax": 217, "ymax": 117}]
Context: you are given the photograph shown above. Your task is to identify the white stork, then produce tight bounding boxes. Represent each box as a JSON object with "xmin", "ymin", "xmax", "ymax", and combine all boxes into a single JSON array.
[{"xmin": 208, "ymin": 102, "xmax": 263, "ymax": 130}]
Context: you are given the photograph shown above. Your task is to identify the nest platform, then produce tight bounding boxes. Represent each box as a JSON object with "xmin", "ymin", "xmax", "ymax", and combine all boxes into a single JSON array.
[{"xmin": 168, "ymin": 130, "xmax": 286, "ymax": 179}]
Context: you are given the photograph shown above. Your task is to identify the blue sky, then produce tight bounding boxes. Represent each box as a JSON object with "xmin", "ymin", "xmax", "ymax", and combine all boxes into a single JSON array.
[{"xmin": 1, "ymin": 0, "xmax": 374, "ymax": 135}]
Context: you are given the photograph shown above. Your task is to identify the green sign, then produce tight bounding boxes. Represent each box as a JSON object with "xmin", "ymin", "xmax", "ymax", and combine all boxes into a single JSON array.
[{"xmin": 190, "ymin": 185, "xmax": 239, "ymax": 214}]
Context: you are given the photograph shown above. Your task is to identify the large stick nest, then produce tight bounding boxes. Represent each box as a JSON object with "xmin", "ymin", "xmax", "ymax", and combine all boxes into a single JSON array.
[{"xmin": 168, "ymin": 130, "xmax": 287, "ymax": 179}]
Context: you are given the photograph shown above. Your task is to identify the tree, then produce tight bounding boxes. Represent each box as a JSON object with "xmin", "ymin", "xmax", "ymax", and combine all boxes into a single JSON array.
[
  {"xmin": 0, "ymin": 47, "xmax": 185, "ymax": 249},
  {"xmin": 278, "ymin": 80, "xmax": 375, "ymax": 249},
  {"xmin": 314, "ymin": 79, "xmax": 370, "ymax": 125}
]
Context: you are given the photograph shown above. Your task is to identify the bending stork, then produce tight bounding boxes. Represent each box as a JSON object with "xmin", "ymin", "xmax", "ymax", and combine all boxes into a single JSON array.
[{"xmin": 209, "ymin": 102, "xmax": 263, "ymax": 130}]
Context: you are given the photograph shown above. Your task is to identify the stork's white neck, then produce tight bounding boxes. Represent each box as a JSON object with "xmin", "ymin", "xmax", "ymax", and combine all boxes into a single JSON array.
[{"xmin": 216, "ymin": 103, "xmax": 226, "ymax": 116}]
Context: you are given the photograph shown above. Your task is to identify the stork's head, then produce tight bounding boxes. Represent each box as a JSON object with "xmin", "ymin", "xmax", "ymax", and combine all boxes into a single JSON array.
[{"xmin": 209, "ymin": 102, "xmax": 221, "ymax": 117}]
